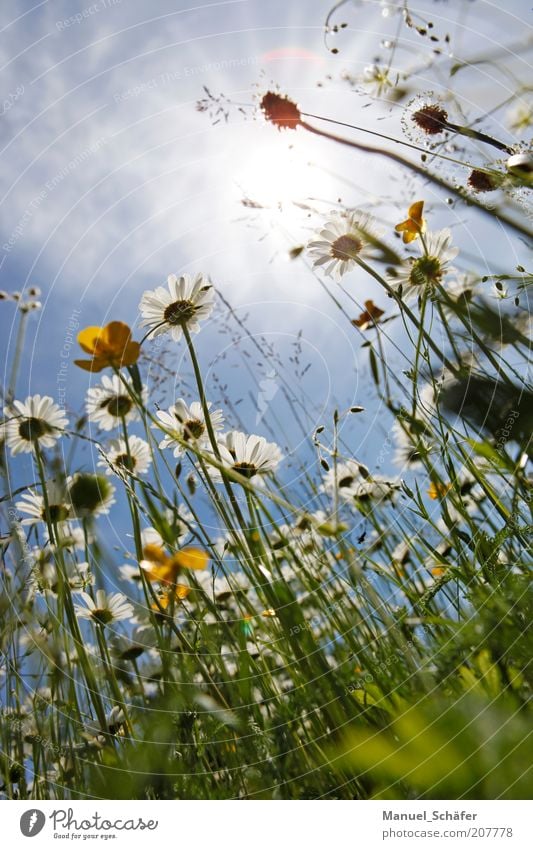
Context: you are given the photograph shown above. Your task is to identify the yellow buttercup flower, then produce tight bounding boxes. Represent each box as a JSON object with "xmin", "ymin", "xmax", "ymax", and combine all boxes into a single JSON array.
[
  {"xmin": 428, "ymin": 481, "xmax": 451, "ymax": 500},
  {"xmin": 395, "ymin": 201, "xmax": 426, "ymax": 243},
  {"xmin": 75, "ymin": 321, "xmax": 140, "ymax": 372},
  {"xmin": 141, "ymin": 543, "xmax": 208, "ymax": 586},
  {"xmin": 151, "ymin": 585, "xmax": 192, "ymax": 620},
  {"xmin": 172, "ymin": 547, "xmax": 210, "ymax": 571}
]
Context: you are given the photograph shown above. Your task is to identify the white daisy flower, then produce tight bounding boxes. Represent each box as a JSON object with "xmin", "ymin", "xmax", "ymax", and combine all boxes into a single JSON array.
[
  {"xmin": 83, "ymin": 706, "xmax": 126, "ymax": 745},
  {"xmin": 322, "ymin": 460, "xmax": 363, "ymax": 501},
  {"xmin": 272, "ymin": 511, "xmax": 328, "ymax": 558},
  {"xmin": 141, "ymin": 526, "xmax": 164, "ymax": 548},
  {"xmin": 86, "ymin": 375, "xmax": 145, "ymax": 432},
  {"xmin": 155, "ymin": 399, "xmax": 224, "ymax": 456},
  {"xmin": 307, "ymin": 211, "xmax": 380, "ymax": 279},
  {"xmin": 361, "ymin": 64, "xmax": 393, "ymax": 98},
  {"xmin": 139, "ymin": 506, "xmax": 195, "ymax": 552},
  {"xmin": 75, "ymin": 589, "xmax": 133, "ymax": 625},
  {"xmin": 40, "ymin": 523, "xmax": 94, "ymax": 552},
  {"xmin": 392, "ymin": 229, "xmax": 458, "ymax": 297},
  {"xmin": 5, "ymin": 395, "xmax": 68, "ymax": 455},
  {"xmin": 167, "ymin": 504, "xmax": 195, "ymax": 543},
  {"xmin": 55, "ymin": 524, "xmax": 91, "ymax": 551},
  {"xmin": 99, "ymin": 435, "xmax": 152, "ymax": 477},
  {"xmin": 139, "ymin": 272, "xmax": 215, "ymax": 341},
  {"xmin": 68, "ymin": 473, "xmax": 116, "ymax": 518},
  {"xmin": 31, "ymin": 552, "xmax": 92, "ymax": 595},
  {"xmin": 440, "ymin": 273, "xmax": 478, "ymax": 317},
  {"xmin": 323, "ymin": 460, "xmax": 398, "ymax": 504},
  {"xmin": 110, "ymin": 627, "xmax": 155, "ymax": 662},
  {"xmin": 16, "ymin": 482, "xmax": 71, "ymax": 526},
  {"xmin": 392, "ymin": 421, "xmax": 434, "ymax": 470},
  {"xmin": 210, "ymin": 431, "xmax": 282, "ymax": 482},
  {"xmin": 118, "ymin": 563, "xmax": 142, "ymax": 584}
]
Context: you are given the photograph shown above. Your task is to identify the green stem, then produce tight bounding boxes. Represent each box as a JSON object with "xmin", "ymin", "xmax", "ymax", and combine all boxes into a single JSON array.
[
  {"xmin": 299, "ymin": 119, "xmax": 530, "ymax": 241},
  {"xmin": 7, "ymin": 309, "xmax": 28, "ymax": 403}
]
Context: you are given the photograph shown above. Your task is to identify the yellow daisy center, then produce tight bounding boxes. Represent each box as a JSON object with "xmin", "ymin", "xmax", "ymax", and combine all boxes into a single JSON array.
[
  {"xmin": 19, "ymin": 417, "xmax": 52, "ymax": 442},
  {"xmin": 232, "ymin": 462, "xmax": 257, "ymax": 478},
  {"xmin": 410, "ymin": 255, "xmax": 443, "ymax": 287},
  {"xmin": 101, "ymin": 395, "xmax": 133, "ymax": 418},
  {"xmin": 331, "ymin": 234, "xmax": 363, "ymax": 261},
  {"xmin": 91, "ymin": 608, "xmax": 114, "ymax": 625},
  {"xmin": 183, "ymin": 419, "xmax": 205, "ymax": 441},
  {"xmin": 164, "ymin": 300, "xmax": 196, "ymax": 325}
]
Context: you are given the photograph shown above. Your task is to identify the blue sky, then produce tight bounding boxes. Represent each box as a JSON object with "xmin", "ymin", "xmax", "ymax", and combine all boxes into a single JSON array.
[{"xmin": 1, "ymin": 0, "xmax": 531, "ymax": 532}]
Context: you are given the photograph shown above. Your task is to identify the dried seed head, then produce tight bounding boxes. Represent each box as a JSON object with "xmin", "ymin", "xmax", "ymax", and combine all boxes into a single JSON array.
[
  {"xmin": 260, "ymin": 92, "xmax": 301, "ymax": 130},
  {"xmin": 467, "ymin": 169, "xmax": 497, "ymax": 193},
  {"xmin": 412, "ymin": 104, "xmax": 448, "ymax": 135}
]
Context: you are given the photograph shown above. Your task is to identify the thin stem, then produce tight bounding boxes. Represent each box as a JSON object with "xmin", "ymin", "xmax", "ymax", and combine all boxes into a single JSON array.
[
  {"xmin": 7, "ymin": 309, "xmax": 28, "ymax": 403},
  {"xmin": 356, "ymin": 257, "xmax": 460, "ymax": 376},
  {"xmin": 299, "ymin": 119, "xmax": 531, "ymax": 240}
]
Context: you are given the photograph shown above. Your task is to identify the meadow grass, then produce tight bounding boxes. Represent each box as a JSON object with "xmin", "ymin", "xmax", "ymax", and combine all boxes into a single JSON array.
[{"xmin": 1, "ymin": 7, "xmax": 532, "ymax": 800}]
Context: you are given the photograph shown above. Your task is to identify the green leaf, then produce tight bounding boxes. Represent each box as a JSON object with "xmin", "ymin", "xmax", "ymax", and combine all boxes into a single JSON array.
[{"xmin": 368, "ymin": 345, "xmax": 380, "ymax": 386}]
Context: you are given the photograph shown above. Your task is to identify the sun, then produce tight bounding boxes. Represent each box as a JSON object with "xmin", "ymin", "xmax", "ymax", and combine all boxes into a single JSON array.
[{"xmin": 232, "ymin": 131, "xmax": 317, "ymax": 210}]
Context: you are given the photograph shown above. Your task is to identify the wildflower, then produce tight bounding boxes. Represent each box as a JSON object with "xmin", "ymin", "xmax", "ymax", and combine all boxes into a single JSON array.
[
  {"xmin": 86, "ymin": 375, "xmax": 145, "ymax": 431},
  {"xmin": 507, "ymin": 102, "xmax": 533, "ymax": 133},
  {"xmin": 139, "ymin": 273, "xmax": 215, "ymax": 342},
  {"xmin": 118, "ymin": 563, "xmax": 142, "ymax": 584},
  {"xmin": 393, "ymin": 229, "xmax": 458, "ymax": 296},
  {"xmin": 467, "ymin": 169, "xmax": 499, "ymax": 193},
  {"xmin": 53, "ymin": 524, "xmax": 92, "ymax": 551},
  {"xmin": 393, "ymin": 421, "xmax": 433, "ymax": 469},
  {"xmin": 210, "ymin": 431, "xmax": 283, "ymax": 482},
  {"xmin": 361, "ymin": 64, "xmax": 393, "ymax": 98},
  {"xmin": 352, "ymin": 300, "xmax": 385, "ymax": 329},
  {"xmin": 428, "ymin": 481, "xmax": 451, "ymax": 500},
  {"xmin": 141, "ymin": 542, "xmax": 209, "ymax": 586},
  {"xmin": 99, "ymin": 435, "xmax": 152, "ymax": 477},
  {"xmin": 152, "ymin": 585, "xmax": 191, "ymax": 615},
  {"xmin": 395, "ymin": 200, "xmax": 426, "ymax": 243},
  {"xmin": 111, "ymin": 628, "xmax": 154, "ymax": 662},
  {"xmin": 5, "ymin": 395, "xmax": 68, "ymax": 455},
  {"xmin": 75, "ymin": 322, "xmax": 140, "ymax": 372},
  {"xmin": 323, "ymin": 460, "xmax": 398, "ymax": 504},
  {"xmin": 506, "ymin": 151, "xmax": 533, "ymax": 185},
  {"xmin": 30, "ymin": 551, "xmax": 91, "ymax": 595},
  {"xmin": 68, "ymin": 473, "xmax": 116, "ymax": 518},
  {"xmin": 260, "ymin": 91, "xmax": 301, "ymax": 129},
  {"xmin": 412, "ymin": 103, "xmax": 448, "ymax": 135},
  {"xmin": 83, "ymin": 707, "xmax": 126, "ymax": 746},
  {"xmin": 308, "ymin": 211, "xmax": 380, "ymax": 279},
  {"xmin": 441, "ymin": 274, "xmax": 478, "ymax": 316},
  {"xmin": 75, "ymin": 589, "xmax": 133, "ymax": 625},
  {"xmin": 141, "ymin": 506, "xmax": 194, "ymax": 550},
  {"xmin": 155, "ymin": 399, "xmax": 224, "ymax": 456},
  {"xmin": 16, "ymin": 483, "xmax": 71, "ymax": 526},
  {"xmin": 321, "ymin": 461, "xmax": 361, "ymax": 500},
  {"xmin": 272, "ymin": 510, "xmax": 328, "ymax": 559}
]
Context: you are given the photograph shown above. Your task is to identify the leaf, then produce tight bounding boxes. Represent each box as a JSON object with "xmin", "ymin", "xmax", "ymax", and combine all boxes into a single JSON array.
[
  {"xmin": 467, "ymin": 439, "xmax": 513, "ymax": 471},
  {"xmin": 368, "ymin": 345, "xmax": 380, "ymax": 386},
  {"xmin": 127, "ymin": 363, "xmax": 143, "ymax": 395}
]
